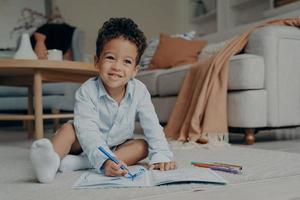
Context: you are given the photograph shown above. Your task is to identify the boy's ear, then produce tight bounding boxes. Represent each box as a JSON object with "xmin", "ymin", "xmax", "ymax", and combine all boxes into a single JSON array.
[
  {"xmin": 94, "ymin": 55, "xmax": 99, "ymax": 68},
  {"xmin": 133, "ymin": 65, "xmax": 140, "ymax": 77}
]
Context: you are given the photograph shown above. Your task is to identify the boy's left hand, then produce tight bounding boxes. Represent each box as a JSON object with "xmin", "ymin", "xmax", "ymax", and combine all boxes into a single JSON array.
[{"xmin": 149, "ymin": 161, "xmax": 177, "ymax": 171}]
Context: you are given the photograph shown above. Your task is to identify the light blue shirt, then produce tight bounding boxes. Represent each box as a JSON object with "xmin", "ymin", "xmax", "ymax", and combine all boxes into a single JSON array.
[{"xmin": 74, "ymin": 77, "xmax": 173, "ymax": 173}]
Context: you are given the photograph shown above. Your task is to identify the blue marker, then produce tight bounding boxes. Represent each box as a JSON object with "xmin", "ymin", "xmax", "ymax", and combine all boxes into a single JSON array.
[{"xmin": 98, "ymin": 146, "xmax": 135, "ymax": 180}]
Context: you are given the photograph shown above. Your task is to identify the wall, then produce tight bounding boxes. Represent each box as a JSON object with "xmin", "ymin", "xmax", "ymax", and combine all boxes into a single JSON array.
[
  {"xmin": 201, "ymin": 9, "xmax": 300, "ymax": 43},
  {"xmin": 54, "ymin": 0, "xmax": 187, "ymax": 57},
  {"xmin": 0, "ymin": 0, "xmax": 45, "ymax": 49}
]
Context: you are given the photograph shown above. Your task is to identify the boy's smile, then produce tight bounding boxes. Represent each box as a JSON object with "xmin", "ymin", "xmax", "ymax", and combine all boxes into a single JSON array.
[{"xmin": 95, "ymin": 37, "xmax": 139, "ymax": 100}]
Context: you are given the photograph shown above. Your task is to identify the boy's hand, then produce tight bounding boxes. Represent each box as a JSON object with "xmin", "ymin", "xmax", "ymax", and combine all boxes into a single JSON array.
[
  {"xmin": 149, "ymin": 161, "xmax": 177, "ymax": 171},
  {"xmin": 103, "ymin": 159, "xmax": 128, "ymax": 177}
]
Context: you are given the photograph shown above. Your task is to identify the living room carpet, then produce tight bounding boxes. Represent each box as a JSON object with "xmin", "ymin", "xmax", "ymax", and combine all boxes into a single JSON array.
[{"xmin": 1, "ymin": 143, "xmax": 300, "ymax": 200}]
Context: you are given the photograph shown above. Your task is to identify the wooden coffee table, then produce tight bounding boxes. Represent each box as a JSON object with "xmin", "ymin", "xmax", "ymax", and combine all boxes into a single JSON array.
[{"xmin": 0, "ymin": 59, "xmax": 98, "ymax": 139}]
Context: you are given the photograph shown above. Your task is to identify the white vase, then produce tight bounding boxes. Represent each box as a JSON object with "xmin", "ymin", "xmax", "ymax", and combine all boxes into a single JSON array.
[{"xmin": 14, "ymin": 33, "xmax": 38, "ymax": 60}]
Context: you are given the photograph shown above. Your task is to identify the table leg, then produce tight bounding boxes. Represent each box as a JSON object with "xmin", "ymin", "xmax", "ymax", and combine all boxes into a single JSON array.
[
  {"xmin": 34, "ymin": 71, "xmax": 43, "ymax": 139},
  {"xmin": 27, "ymin": 86, "xmax": 34, "ymax": 139}
]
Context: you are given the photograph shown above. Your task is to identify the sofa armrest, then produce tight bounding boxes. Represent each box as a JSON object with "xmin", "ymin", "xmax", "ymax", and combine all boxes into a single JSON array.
[{"xmin": 245, "ymin": 25, "xmax": 300, "ymax": 126}]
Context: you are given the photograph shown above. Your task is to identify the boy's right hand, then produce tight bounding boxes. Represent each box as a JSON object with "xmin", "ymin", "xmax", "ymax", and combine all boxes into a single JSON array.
[{"xmin": 103, "ymin": 159, "xmax": 128, "ymax": 177}]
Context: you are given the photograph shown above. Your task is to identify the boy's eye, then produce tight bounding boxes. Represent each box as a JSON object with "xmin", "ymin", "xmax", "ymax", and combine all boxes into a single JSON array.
[
  {"xmin": 124, "ymin": 59, "xmax": 132, "ymax": 65},
  {"xmin": 106, "ymin": 55, "xmax": 115, "ymax": 60}
]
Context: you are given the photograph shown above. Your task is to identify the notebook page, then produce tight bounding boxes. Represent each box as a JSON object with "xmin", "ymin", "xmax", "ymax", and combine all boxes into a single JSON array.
[
  {"xmin": 73, "ymin": 165, "xmax": 151, "ymax": 188},
  {"xmin": 151, "ymin": 167, "xmax": 227, "ymax": 185}
]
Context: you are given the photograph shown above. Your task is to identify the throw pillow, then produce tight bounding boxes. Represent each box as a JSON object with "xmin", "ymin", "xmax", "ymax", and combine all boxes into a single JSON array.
[
  {"xmin": 139, "ymin": 30, "xmax": 196, "ymax": 71},
  {"xmin": 148, "ymin": 33, "xmax": 206, "ymax": 70}
]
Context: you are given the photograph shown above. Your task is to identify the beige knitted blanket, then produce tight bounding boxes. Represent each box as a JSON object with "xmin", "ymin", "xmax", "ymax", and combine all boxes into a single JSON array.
[{"xmin": 164, "ymin": 18, "xmax": 300, "ymax": 144}]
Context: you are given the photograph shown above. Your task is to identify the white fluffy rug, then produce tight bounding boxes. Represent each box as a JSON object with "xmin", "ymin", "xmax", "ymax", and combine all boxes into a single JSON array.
[{"xmin": 1, "ymin": 143, "xmax": 300, "ymax": 200}]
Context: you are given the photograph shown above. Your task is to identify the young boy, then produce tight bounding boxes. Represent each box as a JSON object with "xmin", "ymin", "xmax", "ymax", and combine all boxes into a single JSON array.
[{"xmin": 30, "ymin": 18, "xmax": 176, "ymax": 183}]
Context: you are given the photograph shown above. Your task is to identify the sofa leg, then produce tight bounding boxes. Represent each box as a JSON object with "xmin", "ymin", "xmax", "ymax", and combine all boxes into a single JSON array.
[
  {"xmin": 244, "ymin": 128, "xmax": 255, "ymax": 145},
  {"xmin": 52, "ymin": 108, "xmax": 61, "ymax": 133}
]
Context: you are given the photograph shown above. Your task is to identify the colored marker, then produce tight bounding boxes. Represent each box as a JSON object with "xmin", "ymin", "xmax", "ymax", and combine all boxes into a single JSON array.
[{"xmin": 191, "ymin": 162, "xmax": 240, "ymax": 174}]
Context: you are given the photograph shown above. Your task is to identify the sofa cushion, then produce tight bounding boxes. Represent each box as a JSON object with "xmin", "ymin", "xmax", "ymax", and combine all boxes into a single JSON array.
[
  {"xmin": 0, "ymin": 86, "xmax": 27, "ymax": 97},
  {"xmin": 0, "ymin": 95, "xmax": 66, "ymax": 111},
  {"xmin": 148, "ymin": 33, "xmax": 206, "ymax": 70},
  {"xmin": 157, "ymin": 64, "xmax": 193, "ymax": 96},
  {"xmin": 0, "ymin": 82, "xmax": 80, "ymax": 111},
  {"xmin": 0, "ymin": 83, "xmax": 80, "ymax": 97},
  {"xmin": 152, "ymin": 96, "xmax": 177, "ymax": 123},
  {"xmin": 135, "ymin": 69, "xmax": 165, "ymax": 96},
  {"xmin": 42, "ymin": 82, "xmax": 80, "ymax": 95},
  {"xmin": 136, "ymin": 54, "xmax": 265, "ymax": 97},
  {"xmin": 136, "ymin": 64, "xmax": 191, "ymax": 96},
  {"xmin": 150, "ymin": 90, "xmax": 267, "ymax": 125}
]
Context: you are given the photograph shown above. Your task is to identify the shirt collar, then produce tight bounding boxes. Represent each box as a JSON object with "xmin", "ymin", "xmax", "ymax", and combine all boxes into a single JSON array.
[
  {"xmin": 97, "ymin": 77, "xmax": 133, "ymax": 100},
  {"xmin": 125, "ymin": 79, "xmax": 134, "ymax": 99}
]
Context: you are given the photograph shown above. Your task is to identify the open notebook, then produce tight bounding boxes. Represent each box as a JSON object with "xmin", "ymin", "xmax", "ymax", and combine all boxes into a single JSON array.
[{"xmin": 73, "ymin": 165, "xmax": 227, "ymax": 188}]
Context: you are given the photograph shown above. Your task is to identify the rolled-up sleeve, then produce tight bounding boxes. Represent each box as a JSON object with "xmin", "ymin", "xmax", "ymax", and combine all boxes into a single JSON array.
[
  {"xmin": 74, "ymin": 86, "xmax": 116, "ymax": 173},
  {"xmin": 137, "ymin": 88, "xmax": 174, "ymax": 164}
]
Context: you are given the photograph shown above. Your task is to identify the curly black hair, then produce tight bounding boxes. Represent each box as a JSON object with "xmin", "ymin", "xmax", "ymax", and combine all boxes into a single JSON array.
[{"xmin": 96, "ymin": 18, "xmax": 147, "ymax": 65}]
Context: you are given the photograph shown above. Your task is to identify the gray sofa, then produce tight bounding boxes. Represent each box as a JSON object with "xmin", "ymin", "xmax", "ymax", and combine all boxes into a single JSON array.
[{"xmin": 136, "ymin": 25, "xmax": 300, "ymax": 144}]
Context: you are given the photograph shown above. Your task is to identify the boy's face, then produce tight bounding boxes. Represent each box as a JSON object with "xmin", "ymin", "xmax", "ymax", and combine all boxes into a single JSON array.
[{"xmin": 95, "ymin": 37, "xmax": 139, "ymax": 94}]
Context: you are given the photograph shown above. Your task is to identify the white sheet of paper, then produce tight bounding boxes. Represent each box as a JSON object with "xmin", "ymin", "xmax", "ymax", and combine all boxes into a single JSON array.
[
  {"xmin": 151, "ymin": 167, "xmax": 227, "ymax": 185},
  {"xmin": 72, "ymin": 165, "xmax": 227, "ymax": 189},
  {"xmin": 73, "ymin": 165, "xmax": 150, "ymax": 188}
]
